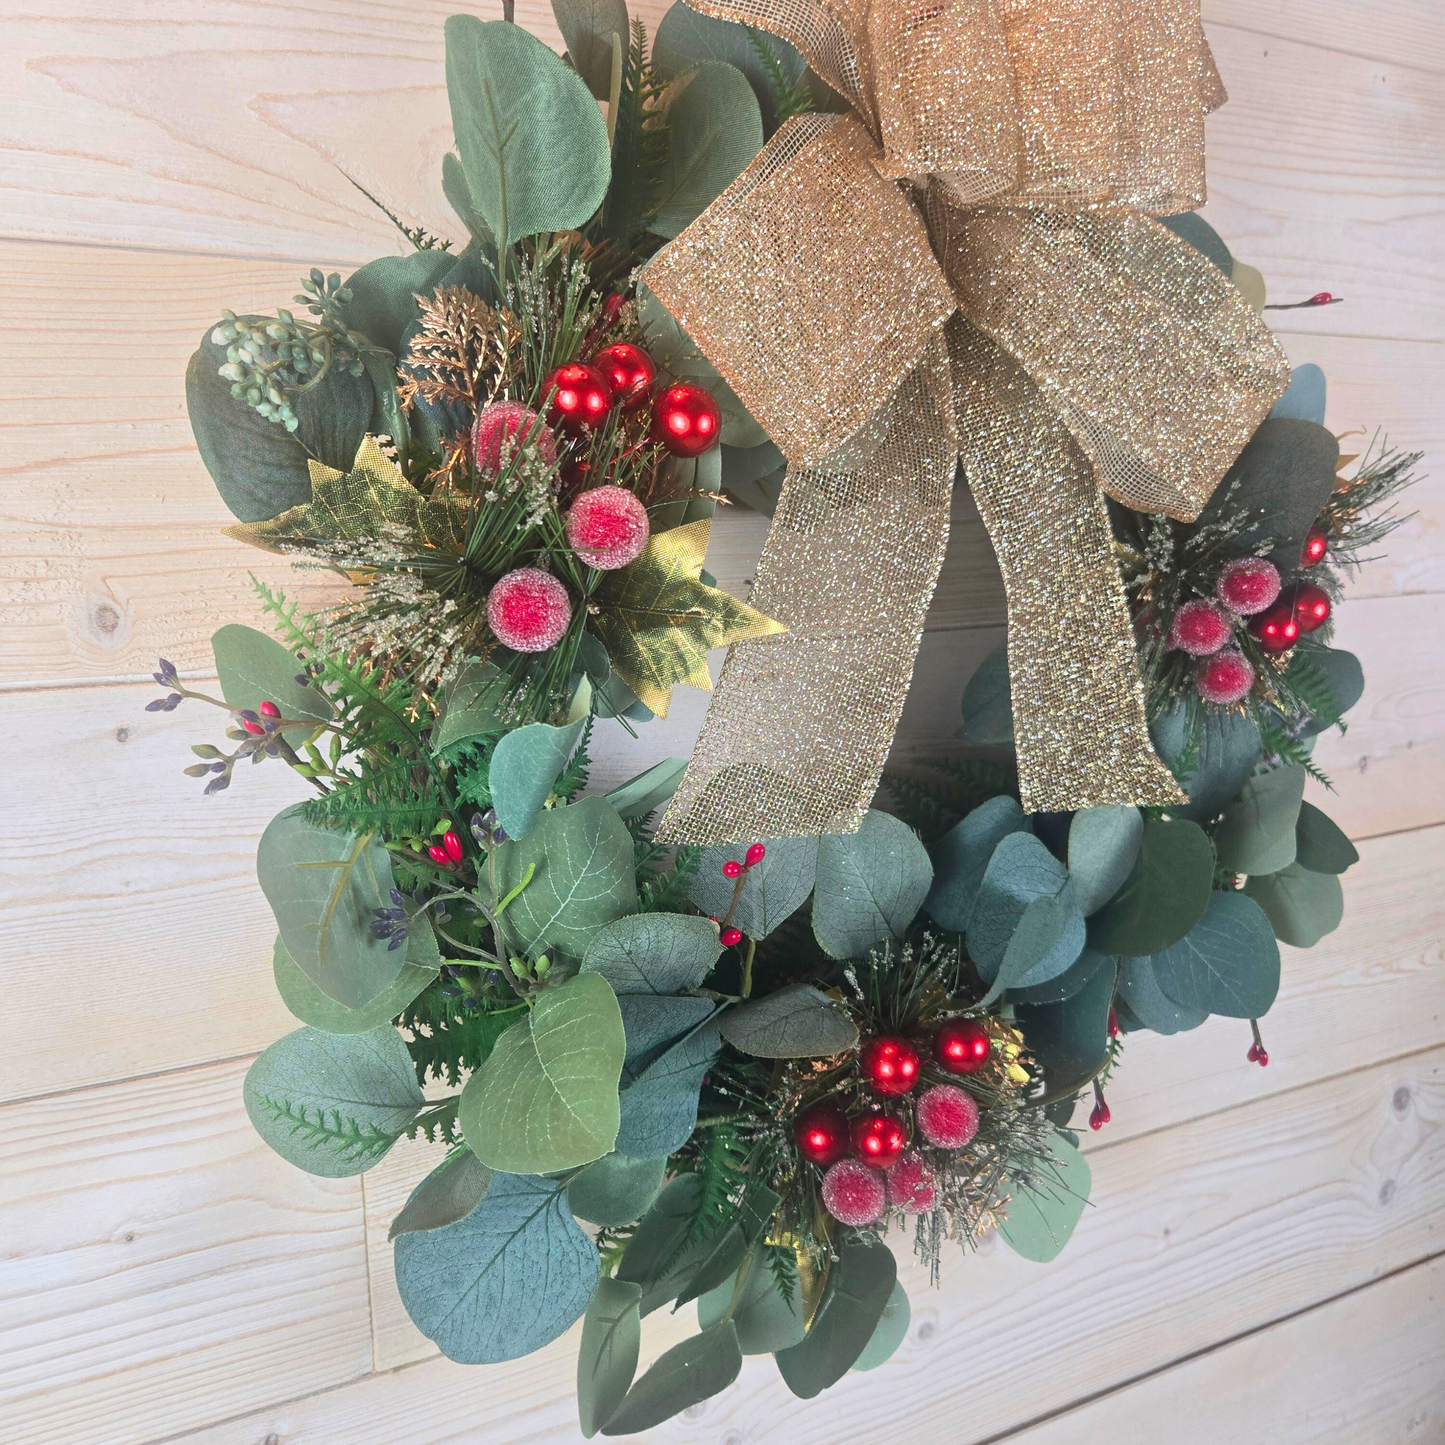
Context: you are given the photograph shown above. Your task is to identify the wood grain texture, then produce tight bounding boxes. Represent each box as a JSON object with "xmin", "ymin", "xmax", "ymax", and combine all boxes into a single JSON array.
[
  {"xmin": 1206, "ymin": 0, "xmax": 1445, "ymax": 73},
  {"xmin": 155, "ymin": 1045, "xmax": 1445, "ymax": 1445},
  {"xmin": 0, "ymin": 1056, "xmax": 374, "ymax": 1445},
  {"xmin": 1001, "ymin": 1251, "xmax": 1445, "ymax": 1445}
]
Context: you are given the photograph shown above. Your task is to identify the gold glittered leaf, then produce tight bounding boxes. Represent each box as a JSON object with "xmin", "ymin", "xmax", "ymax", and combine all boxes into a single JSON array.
[
  {"xmin": 224, "ymin": 435, "xmax": 469, "ymax": 555},
  {"xmin": 591, "ymin": 518, "xmax": 784, "ymax": 718}
]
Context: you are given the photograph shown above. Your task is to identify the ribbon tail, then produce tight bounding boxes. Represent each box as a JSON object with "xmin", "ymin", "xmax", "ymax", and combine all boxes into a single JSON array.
[
  {"xmin": 948, "ymin": 316, "xmax": 1185, "ymax": 813},
  {"xmin": 656, "ymin": 336, "xmax": 957, "ymax": 845}
]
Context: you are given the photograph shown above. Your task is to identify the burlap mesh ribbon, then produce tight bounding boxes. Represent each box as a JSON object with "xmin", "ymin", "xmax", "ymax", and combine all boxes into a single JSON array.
[{"xmin": 650, "ymin": 0, "xmax": 1290, "ymax": 845}]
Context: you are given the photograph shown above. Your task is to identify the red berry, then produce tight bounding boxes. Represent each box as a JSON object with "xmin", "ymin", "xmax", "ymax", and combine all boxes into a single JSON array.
[
  {"xmin": 472, "ymin": 401, "xmax": 557, "ymax": 473},
  {"xmin": 884, "ymin": 1149, "xmax": 936, "ymax": 1215},
  {"xmin": 259, "ymin": 700, "xmax": 281, "ymax": 718},
  {"xmin": 859, "ymin": 1036, "xmax": 922, "ymax": 1097},
  {"xmin": 1108, "ymin": 1008, "xmax": 1120, "ymax": 1039},
  {"xmin": 820, "ymin": 1158, "xmax": 887, "ymax": 1226},
  {"xmin": 1256, "ymin": 1048, "xmax": 1269, "ymax": 1067},
  {"xmin": 794, "ymin": 1104, "xmax": 850, "ymax": 1167},
  {"xmin": 1301, "ymin": 526, "xmax": 1329, "ymax": 568},
  {"xmin": 241, "ymin": 717, "xmax": 265, "ymax": 736},
  {"xmin": 1250, "ymin": 601, "xmax": 1300, "ymax": 654},
  {"xmin": 1310, "ymin": 292, "xmax": 1334, "ymax": 305},
  {"xmin": 564, "ymin": 485, "xmax": 650, "ymax": 571},
  {"xmin": 1089, "ymin": 1103, "xmax": 1107, "ymax": 1130},
  {"xmin": 720, "ymin": 927, "xmax": 744, "ymax": 947},
  {"xmin": 916, "ymin": 1085, "xmax": 980, "ymax": 1149},
  {"xmin": 1169, "ymin": 598, "xmax": 1232, "ymax": 655},
  {"xmin": 600, "ymin": 293, "xmax": 627, "ymax": 327},
  {"xmin": 1247, "ymin": 1043, "xmax": 1260, "ymax": 1063},
  {"xmin": 1291, "ymin": 582, "xmax": 1332, "ymax": 634},
  {"xmin": 722, "ymin": 859, "xmax": 744, "ymax": 879},
  {"xmin": 590, "ymin": 342, "xmax": 656, "ymax": 410},
  {"xmin": 650, "ymin": 382, "xmax": 721, "ymax": 457},
  {"xmin": 933, "ymin": 1018, "xmax": 991, "ymax": 1075},
  {"xmin": 744, "ymin": 843, "xmax": 766, "ymax": 867},
  {"xmin": 1215, "ymin": 557, "xmax": 1282, "ymax": 616},
  {"xmin": 428, "ymin": 844, "xmax": 451, "ymax": 867},
  {"xmin": 1195, "ymin": 648, "xmax": 1256, "ymax": 706},
  {"xmin": 443, "ymin": 830, "xmax": 463, "ymax": 864},
  {"xmin": 542, "ymin": 362, "xmax": 614, "ymax": 433},
  {"xmin": 486, "ymin": 568, "xmax": 573, "ymax": 653},
  {"xmin": 851, "ymin": 1113, "xmax": 908, "ymax": 1169}
]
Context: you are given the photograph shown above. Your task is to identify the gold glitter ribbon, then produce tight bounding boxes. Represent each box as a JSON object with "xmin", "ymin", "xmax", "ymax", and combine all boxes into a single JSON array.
[{"xmin": 651, "ymin": 0, "xmax": 1290, "ymax": 843}]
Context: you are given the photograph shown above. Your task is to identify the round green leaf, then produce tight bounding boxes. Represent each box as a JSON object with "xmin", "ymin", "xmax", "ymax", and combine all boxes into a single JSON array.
[
  {"xmin": 568, "ymin": 1152, "xmax": 669, "ymax": 1228},
  {"xmin": 1015, "ymin": 957, "xmax": 1117, "ymax": 1086},
  {"xmin": 618, "ymin": 1174, "xmax": 704, "ymax": 1293},
  {"xmin": 1068, "ymin": 805, "xmax": 1144, "ymax": 916},
  {"xmin": 851, "ymin": 1279, "xmax": 911, "ymax": 1371},
  {"xmin": 243, "ymin": 1025, "xmax": 424, "ymax": 1177},
  {"xmin": 460, "ymin": 973, "xmax": 625, "ymax": 1173},
  {"xmin": 924, "ymin": 795, "xmax": 1028, "ymax": 931},
  {"xmin": 272, "ymin": 927, "xmax": 438, "ymax": 1034},
  {"xmin": 488, "ymin": 718, "xmax": 586, "ymax": 841},
  {"xmin": 582, "ymin": 912, "xmax": 723, "ymax": 995},
  {"xmin": 997, "ymin": 1134, "xmax": 1091, "ymax": 1263},
  {"xmin": 1270, "ymin": 363, "xmax": 1327, "ymax": 424},
  {"xmin": 1008, "ymin": 945, "xmax": 1111, "ymax": 1006},
  {"xmin": 697, "ymin": 1247, "xmax": 805, "ymax": 1355},
  {"xmin": 340, "ymin": 251, "xmax": 455, "ymax": 354},
  {"xmin": 615, "ymin": 1019, "xmax": 721, "ymax": 1158},
  {"xmin": 813, "ymin": 810, "xmax": 934, "ymax": 960},
  {"xmin": 617, "ymin": 995, "xmax": 717, "ymax": 1083},
  {"xmin": 1214, "ymin": 765, "xmax": 1306, "ymax": 876},
  {"xmin": 1151, "ymin": 702, "xmax": 1264, "ymax": 822},
  {"xmin": 1117, "ymin": 955, "xmax": 1208, "ymax": 1034},
  {"xmin": 718, "ymin": 983, "xmax": 858, "ymax": 1059},
  {"xmin": 1294, "ymin": 801, "xmax": 1359, "ymax": 874},
  {"xmin": 690, "ymin": 834, "xmax": 819, "ymax": 941},
  {"xmin": 577, "ymin": 1276, "xmax": 643, "ymax": 1438},
  {"xmin": 1149, "ymin": 890, "xmax": 1280, "ymax": 1018},
  {"xmin": 1244, "ymin": 862, "xmax": 1345, "ymax": 947},
  {"xmin": 601, "ymin": 1321, "xmax": 743, "ymax": 1435},
  {"xmin": 967, "ymin": 832, "xmax": 1083, "ymax": 985},
  {"xmin": 959, "ymin": 643, "xmax": 1013, "ymax": 744},
  {"xmin": 388, "ymin": 1149, "xmax": 493, "ymax": 1240},
  {"xmin": 211, "ymin": 623, "xmax": 332, "ymax": 723},
  {"xmin": 394, "ymin": 1173, "xmax": 598, "ymax": 1364},
  {"xmin": 603, "ymin": 757, "xmax": 690, "ymax": 821},
  {"xmin": 1292, "ymin": 647, "xmax": 1364, "ymax": 734},
  {"xmin": 985, "ymin": 886, "xmax": 1087, "ymax": 1002},
  {"xmin": 444, "ymin": 16, "xmax": 611, "ymax": 247},
  {"xmin": 1087, "ymin": 816, "xmax": 1214, "ymax": 956},
  {"xmin": 551, "ymin": 0, "xmax": 629, "ymax": 100},
  {"xmin": 434, "ymin": 660, "xmax": 509, "ymax": 752}
]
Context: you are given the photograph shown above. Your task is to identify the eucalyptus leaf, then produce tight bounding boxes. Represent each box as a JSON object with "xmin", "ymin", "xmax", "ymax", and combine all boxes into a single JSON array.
[
  {"xmin": 394, "ymin": 1172, "xmax": 598, "ymax": 1363},
  {"xmin": 1087, "ymin": 817, "xmax": 1214, "ymax": 956},
  {"xmin": 1270, "ymin": 363, "xmax": 1327, "ymax": 424},
  {"xmin": 604, "ymin": 757, "xmax": 690, "ymax": 821},
  {"xmin": 775, "ymin": 1239, "xmax": 896, "ymax": 1399},
  {"xmin": 959, "ymin": 643, "xmax": 1013, "ymax": 744},
  {"xmin": 690, "ymin": 834, "xmax": 818, "ymax": 940},
  {"xmin": 256, "ymin": 806, "xmax": 404, "ymax": 1009},
  {"xmin": 813, "ymin": 810, "xmax": 933, "ymax": 959},
  {"xmin": 1116, "ymin": 955, "xmax": 1209, "ymax": 1034},
  {"xmin": 719, "ymin": 983, "xmax": 858, "ymax": 1059},
  {"xmin": 582, "ymin": 912, "xmax": 723, "ymax": 994},
  {"xmin": 601, "ymin": 1322, "xmax": 743, "ymax": 1435},
  {"xmin": 488, "ymin": 718, "xmax": 586, "ymax": 841},
  {"xmin": 1294, "ymin": 801, "xmax": 1359, "ymax": 874},
  {"xmin": 697, "ymin": 1247, "xmax": 805, "ymax": 1354},
  {"xmin": 445, "ymin": 16, "xmax": 611, "ymax": 249},
  {"xmin": 272, "ymin": 926, "xmax": 438, "ymax": 1035},
  {"xmin": 1291, "ymin": 647, "xmax": 1364, "ymax": 735},
  {"xmin": 212, "ymin": 624, "xmax": 332, "ymax": 723},
  {"xmin": 1068, "ymin": 806, "xmax": 1144, "ymax": 916},
  {"xmin": 460, "ymin": 972, "xmax": 625, "ymax": 1173},
  {"xmin": 388, "ymin": 1149, "xmax": 493, "ymax": 1241},
  {"xmin": 924, "ymin": 795, "xmax": 1028, "ymax": 931},
  {"xmin": 568, "ymin": 1153, "xmax": 669, "ymax": 1228},
  {"xmin": 997, "ymin": 1134, "xmax": 1091, "ymax": 1263},
  {"xmin": 1151, "ymin": 701, "xmax": 1264, "ymax": 822},
  {"xmin": 1244, "ymin": 862, "xmax": 1345, "ymax": 947},
  {"xmin": 494, "ymin": 797, "xmax": 639, "ymax": 967},
  {"xmin": 1214, "ymin": 765, "xmax": 1306, "ymax": 876},
  {"xmin": 618, "ymin": 1174, "xmax": 704, "ymax": 1291},
  {"xmin": 577, "ymin": 1276, "xmax": 643, "ymax": 1438},
  {"xmin": 980, "ymin": 888, "xmax": 1081, "ymax": 1006},
  {"xmin": 618, "ymin": 995, "xmax": 717, "ymax": 1082},
  {"xmin": 340, "ymin": 251, "xmax": 456, "ymax": 354},
  {"xmin": 1006, "ymin": 945, "xmax": 1111, "ymax": 1006},
  {"xmin": 243, "ymin": 1025, "xmax": 424, "ymax": 1177},
  {"xmin": 615, "ymin": 1019, "xmax": 721, "ymax": 1157},
  {"xmin": 552, "ymin": 0, "xmax": 630, "ymax": 99},
  {"xmin": 1015, "ymin": 957, "xmax": 1117, "ymax": 1086},
  {"xmin": 852, "ymin": 1279, "xmax": 911, "ymax": 1371},
  {"xmin": 1149, "ymin": 890, "xmax": 1280, "ymax": 1018},
  {"xmin": 434, "ymin": 659, "xmax": 509, "ymax": 752},
  {"xmin": 967, "ymin": 833, "xmax": 1084, "ymax": 986},
  {"xmin": 673, "ymin": 1184, "xmax": 779, "ymax": 1310}
]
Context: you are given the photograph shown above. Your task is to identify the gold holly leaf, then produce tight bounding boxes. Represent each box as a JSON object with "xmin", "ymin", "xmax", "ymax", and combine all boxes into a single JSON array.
[
  {"xmin": 224, "ymin": 435, "xmax": 469, "ymax": 555},
  {"xmin": 591, "ymin": 518, "xmax": 785, "ymax": 718}
]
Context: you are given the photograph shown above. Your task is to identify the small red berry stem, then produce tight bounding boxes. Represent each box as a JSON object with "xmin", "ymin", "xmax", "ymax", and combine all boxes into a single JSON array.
[
  {"xmin": 1089, "ymin": 1078, "xmax": 1112, "ymax": 1131},
  {"xmin": 1248, "ymin": 1018, "xmax": 1270, "ymax": 1067},
  {"xmin": 1264, "ymin": 291, "xmax": 1343, "ymax": 310}
]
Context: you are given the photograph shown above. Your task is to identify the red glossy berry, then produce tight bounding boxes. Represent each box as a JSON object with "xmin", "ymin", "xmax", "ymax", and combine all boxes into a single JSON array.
[
  {"xmin": 1292, "ymin": 582, "xmax": 1332, "ymax": 634},
  {"xmin": 1247, "ymin": 1043, "xmax": 1260, "ymax": 1063},
  {"xmin": 542, "ymin": 362, "xmax": 614, "ymax": 432},
  {"xmin": 1250, "ymin": 601, "xmax": 1300, "ymax": 654},
  {"xmin": 794, "ymin": 1104, "xmax": 850, "ymax": 1167},
  {"xmin": 1089, "ymin": 1101, "xmax": 1110, "ymax": 1130},
  {"xmin": 591, "ymin": 343, "xmax": 656, "ymax": 410},
  {"xmin": 1301, "ymin": 526, "xmax": 1329, "ymax": 568},
  {"xmin": 600, "ymin": 293, "xmax": 627, "ymax": 327},
  {"xmin": 884, "ymin": 1149, "xmax": 936, "ymax": 1215},
  {"xmin": 241, "ymin": 717, "xmax": 266, "ymax": 736},
  {"xmin": 851, "ymin": 1113, "xmax": 908, "ymax": 1169},
  {"xmin": 1108, "ymin": 1008, "xmax": 1120, "ymax": 1040},
  {"xmin": 1310, "ymin": 291, "xmax": 1334, "ymax": 305},
  {"xmin": 443, "ymin": 830, "xmax": 463, "ymax": 864},
  {"xmin": 916, "ymin": 1085, "xmax": 980, "ymax": 1149},
  {"xmin": 1169, "ymin": 598, "xmax": 1232, "ymax": 655},
  {"xmin": 428, "ymin": 843, "xmax": 451, "ymax": 867},
  {"xmin": 259, "ymin": 700, "xmax": 281, "ymax": 718},
  {"xmin": 565, "ymin": 485, "xmax": 650, "ymax": 571},
  {"xmin": 1215, "ymin": 557, "xmax": 1281, "ymax": 616},
  {"xmin": 650, "ymin": 382, "xmax": 721, "ymax": 457},
  {"xmin": 859, "ymin": 1036, "xmax": 922, "ymax": 1097},
  {"xmin": 1257, "ymin": 1048, "xmax": 1270, "ymax": 1067},
  {"xmin": 1195, "ymin": 648, "xmax": 1256, "ymax": 706},
  {"xmin": 821, "ymin": 1158, "xmax": 887, "ymax": 1226},
  {"xmin": 934, "ymin": 1018, "xmax": 991, "ymax": 1075},
  {"xmin": 487, "ymin": 568, "xmax": 573, "ymax": 653},
  {"xmin": 720, "ymin": 927, "xmax": 744, "ymax": 947},
  {"xmin": 745, "ymin": 843, "xmax": 767, "ymax": 867},
  {"xmin": 722, "ymin": 859, "xmax": 744, "ymax": 879},
  {"xmin": 472, "ymin": 401, "xmax": 557, "ymax": 473}
]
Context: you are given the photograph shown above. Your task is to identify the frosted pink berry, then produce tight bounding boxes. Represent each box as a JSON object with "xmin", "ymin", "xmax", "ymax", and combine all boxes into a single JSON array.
[
  {"xmin": 1168, "ymin": 598, "xmax": 1232, "ymax": 656},
  {"xmin": 472, "ymin": 402, "xmax": 558, "ymax": 475},
  {"xmin": 1215, "ymin": 557, "xmax": 1282, "ymax": 616},
  {"xmin": 884, "ymin": 1149, "xmax": 936, "ymax": 1215},
  {"xmin": 820, "ymin": 1158, "xmax": 887, "ymax": 1226},
  {"xmin": 564, "ymin": 485, "xmax": 650, "ymax": 570},
  {"xmin": 1195, "ymin": 647, "xmax": 1256, "ymax": 705},
  {"xmin": 486, "ymin": 568, "xmax": 572, "ymax": 653},
  {"xmin": 916, "ymin": 1084, "xmax": 980, "ymax": 1149}
]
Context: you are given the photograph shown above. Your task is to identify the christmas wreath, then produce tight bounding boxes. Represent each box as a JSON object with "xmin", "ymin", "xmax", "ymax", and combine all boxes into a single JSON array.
[{"xmin": 157, "ymin": 0, "xmax": 1418, "ymax": 1434}]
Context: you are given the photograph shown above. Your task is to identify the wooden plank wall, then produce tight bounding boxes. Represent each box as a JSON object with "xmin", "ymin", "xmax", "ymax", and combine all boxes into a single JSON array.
[{"xmin": 0, "ymin": 3, "xmax": 1441, "ymax": 1442}]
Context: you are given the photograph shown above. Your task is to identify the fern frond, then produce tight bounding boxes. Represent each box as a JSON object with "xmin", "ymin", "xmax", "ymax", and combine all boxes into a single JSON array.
[
  {"xmin": 600, "ymin": 19, "xmax": 671, "ymax": 245},
  {"xmin": 254, "ymin": 1094, "xmax": 397, "ymax": 1164},
  {"xmin": 745, "ymin": 26, "xmax": 814, "ymax": 128}
]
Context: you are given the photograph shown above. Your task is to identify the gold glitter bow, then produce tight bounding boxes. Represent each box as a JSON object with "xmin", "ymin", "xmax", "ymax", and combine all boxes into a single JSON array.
[{"xmin": 650, "ymin": 0, "xmax": 1291, "ymax": 845}]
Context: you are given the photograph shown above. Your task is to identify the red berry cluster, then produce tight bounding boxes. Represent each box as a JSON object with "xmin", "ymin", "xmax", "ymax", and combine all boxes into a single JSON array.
[
  {"xmin": 710, "ymin": 843, "xmax": 766, "ymax": 946},
  {"xmin": 427, "ymin": 830, "xmax": 464, "ymax": 869}
]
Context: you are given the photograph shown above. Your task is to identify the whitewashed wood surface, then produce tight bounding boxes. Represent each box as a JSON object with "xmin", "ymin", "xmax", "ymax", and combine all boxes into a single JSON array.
[{"xmin": 0, "ymin": 2, "xmax": 1441, "ymax": 1442}]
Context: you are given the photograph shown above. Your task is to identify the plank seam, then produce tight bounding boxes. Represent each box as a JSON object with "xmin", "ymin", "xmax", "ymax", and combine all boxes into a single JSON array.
[{"xmin": 1204, "ymin": 17, "xmax": 1445, "ymax": 80}]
